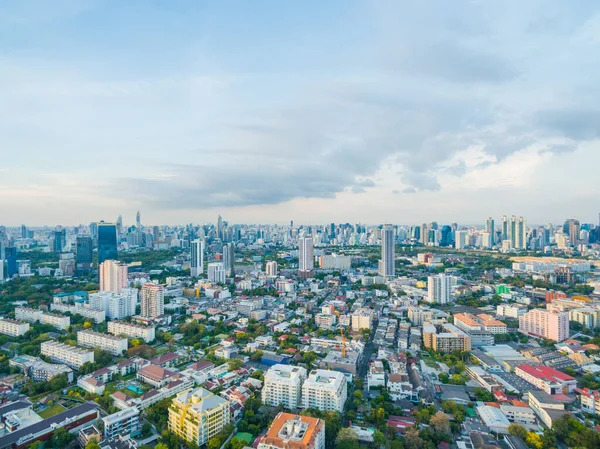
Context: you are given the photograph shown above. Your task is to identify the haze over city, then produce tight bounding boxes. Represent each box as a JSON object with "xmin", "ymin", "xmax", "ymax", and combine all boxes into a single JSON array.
[{"xmin": 2, "ymin": 1, "xmax": 600, "ymax": 225}]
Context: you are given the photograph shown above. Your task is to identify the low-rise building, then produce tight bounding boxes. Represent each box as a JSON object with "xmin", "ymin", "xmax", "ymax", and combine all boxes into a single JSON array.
[
  {"xmin": 14, "ymin": 307, "xmax": 42, "ymax": 323},
  {"xmin": 0, "ymin": 318, "xmax": 29, "ymax": 337},
  {"xmin": 77, "ymin": 330, "xmax": 128, "ymax": 356},
  {"xmin": 40, "ymin": 312, "xmax": 71, "ymax": 330},
  {"xmin": 9, "ymin": 355, "xmax": 74, "ymax": 382},
  {"xmin": 528, "ymin": 390, "xmax": 570, "ymax": 428},
  {"xmin": 41, "ymin": 341, "xmax": 94, "ymax": 369},
  {"xmin": 103, "ymin": 407, "xmax": 140, "ymax": 439},
  {"xmin": 576, "ymin": 387, "xmax": 600, "ymax": 415},
  {"xmin": 51, "ymin": 303, "xmax": 106, "ymax": 323},
  {"xmin": 367, "ymin": 361, "xmax": 386, "ymax": 389},
  {"xmin": 514, "ymin": 364, "xmax": 576, "ymax": 394},
  {"xmin": 108, "ymin": 321, "xmax": 156, "ymax": 342},
  {"xmin": 78, "ymin": 377, "xmax": 105, "ymax": 395},
  {"xmin": 258, "ymin": 412, "xmax": 325, "ymax": 449}
]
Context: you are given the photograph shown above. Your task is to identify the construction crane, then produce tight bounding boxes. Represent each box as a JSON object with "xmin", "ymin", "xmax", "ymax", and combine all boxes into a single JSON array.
[{"xmin": 334, "ymin": 311, "xmax": 347, "ymax": 358}]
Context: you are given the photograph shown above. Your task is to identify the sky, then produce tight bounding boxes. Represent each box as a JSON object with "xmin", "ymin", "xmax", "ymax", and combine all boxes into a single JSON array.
[{"xmin": 2, "ymin": 0, "xmax": 600, "ymax": 227}]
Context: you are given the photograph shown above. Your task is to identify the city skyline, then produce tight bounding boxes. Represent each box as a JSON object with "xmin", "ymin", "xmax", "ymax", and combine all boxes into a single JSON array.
[{"xmin": 1, "ymin": 1, "xmax": 600, "ymax": 224}]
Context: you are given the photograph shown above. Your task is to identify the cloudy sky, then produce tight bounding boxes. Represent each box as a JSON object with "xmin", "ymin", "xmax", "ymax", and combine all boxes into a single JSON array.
[{"xmin": 2, "ymin": 0, "xmax": 600, "ymax": 227}]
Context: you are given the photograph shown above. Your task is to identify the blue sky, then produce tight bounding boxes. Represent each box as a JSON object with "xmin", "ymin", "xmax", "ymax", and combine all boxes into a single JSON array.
[{"xmin": 2, "ymin": 1, "xmax": 600, "ymax": 226}]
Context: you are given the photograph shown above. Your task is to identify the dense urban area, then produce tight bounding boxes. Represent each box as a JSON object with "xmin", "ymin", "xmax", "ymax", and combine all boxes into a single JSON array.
[{"xmin": 0, "ymin": 215, "xmax": 600, "ymax": 449}]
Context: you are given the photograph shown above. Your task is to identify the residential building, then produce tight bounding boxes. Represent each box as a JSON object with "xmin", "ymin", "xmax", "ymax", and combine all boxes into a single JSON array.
[
  {"xmin": 9, "ymin": 355, "xmax": 73, "ymax": 382},
  {"xmin": 518, "ymin": 307, "xmax": 569, "ymax": 342},
  {"xmin": 514, "ymin": 364, "xmax": 576, "ymax": 394},
  {"xmin": 207, "ymin": 263, "xmax": 226, "ymax": 284},
  {"xmin": 51, "ymin": 303, "xmax": 106, "ymax": 323},
  {"xmin": 262, "ymin": 365, "xmax": 307, "ymax": 409},
  {"xmin": 76, "ymin": 235, "xmax": 93, "ymax": 275},
  {"xmin": 423, "ymin": 322, "xmax": 471, "ymax": 353},
  {"xmin": 266, "ymin": 261, "xmax": 278, "ymax": 277},
  {"xmin": 497, "ymin": 304, "xmax": 528, "ymax": 319},
  {"xmin": 577, "ymin": 388, "xmax": 600, "ymax": 415},
  {"xmin": 108, "ymin": 321, "xmax": 155, "ymax": 342},
  {"xmin": 299, "ymin": 236, "xmax": 314, "ymax": 279},
  {"xmin": 223, "ymin": 242, "xmax": 235, "ymax": 276},
  {"xmin": 14, "ymin": 307, "xmax": 42, "ymax": 323},
  {"xmin": 319, "ymin": 254, "xmax": 351, "ymax": 270},
  {"xmin": 40, "ymin": 312, "xmax": 71, "ymax": 330},
  {"xmin": 191, "ymin": 238, "xmax": 205, "ymax": 277},
  {"xmin": 89, "ymin": 289, "xmax": 138, "ymax": 320},
  {"xmin": 140, "ymin": 283, "xmax": 164, "ymax": 318},
  {"xmin": 99, "ymin": 260, "xmax": 128, "ymax": 293},
  {"xmin": 41, "ymin": 341, "xmax": 94, "ymax": 369},
  {"xmin": 0, "ymin": 318, "xmax": 29, "ymax": 337},
  {"xmin": 78, "ymin": 377, "xmax": 105, "ymax": 395},
  {"xmin": 454, "ymin": 313, "xmax": 507, "ymax": 334},
  {"xmin": 407, "ymin": 306, "xmax": 433, "ymax": 326},
  {"xmin": 168, "ymin": 387, "xmax": 231, "ymax": 446},
  {"xmin": 258, "ymin": 413, "xmax": 325, "ymax": 449},
  {"xmin": 426, "ymin": 274, "xmax": 458, "ymax": 304},
  {"xmin": 569, "ymin": 308, "xmax": 600, "ymax": 329},
  {"xmin": 137, "ymin": 364, "xmax": 176, "ymax": 388},
  {"xmin": 103, "ymin": 407, "xmax": 140, "ymax": 439},
  {"xmin": 367, "ymin": 361, "xmax": 386, "ymax": 389},
  {"xmin": 351, "ymin": 308, "xmax": 374, "ymax": 331},
  {"xmin": 302, "ymin": 369, "xmax": 347, "ymax": 413},
  {"xmin": 77, "ymin": 330, "xmax": 128, "ymax": 356},
  {"xmin": 379, "ymin": 224, "xmax": 395, "ymax": 277}
]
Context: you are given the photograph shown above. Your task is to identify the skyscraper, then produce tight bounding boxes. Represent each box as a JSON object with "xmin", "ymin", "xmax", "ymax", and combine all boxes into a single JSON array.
[
  {"xmin": 486, "ymin": 217, "xmax": 495, "ymax": 246},
  {"xmin": 97, "ymin": 222, "xmax": 118, "ymax": 265},
  {"xmin": 222, "ymin": 242, "xmax": 235, "ymax": 276},
  {"xmin": 298, "ymin": 236, "xmax": 314, "ymax": 279},
  {"xmin": 516, "ymin": 216, "xmax": 527, "ymax": 249},
  {"xmin": 501, "ymin": 215, "xmax": 509, "ymax": 242},
  {"xmin": 75, "ymin": 236, "xmax": 93, "ymax": 276},
  {"xmin": 379, "ymin": 224, "xmax": 395, "ymax": 277},
  {"xmin": 20, "ymin": 225, "xmax": 27, "ymax": 239},
  {"xmin": 440, "ymin": 225, "xmax": 452, "ymax": 247},
  {"xmin": 190, "ymin": 239, "xmax": 205, "ymax": 277},
  {"xmin": 99, "ymin": 260, "xmax": 128, "ymax": 293},
  {"xmin": 4, "ymin": 247, "xmax": 17, "ymax": 278},
  {"xmin": 217, "ymin": 215, "xmax": 223, "ymax": 240},
  {"xmin": 53, "ymin": 226, "xmax": 66, "ymax": 253},
  {"xmin": 141, "ymin": 284, "xmax": 164, "ymax": 319},
  {"xmin": 565, "ymin": 219, "xmax": 580, "ymax": 246}
]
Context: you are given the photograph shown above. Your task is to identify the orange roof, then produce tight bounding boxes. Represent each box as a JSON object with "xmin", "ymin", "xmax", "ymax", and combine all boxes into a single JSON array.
[
  {"xmin": 511, "ymin": 400, "xmax": 529, "ymax": 408},
  {"xmin": 482, "ymin": 319, "xmax": 506, "ymax": 327},
  {"xmin": 262, "ymin": 413, "xmax": 324, "ymax": 449},
  {"xmin": 454, "ymin": 313, "xmax": 481, "ymax": 327}
]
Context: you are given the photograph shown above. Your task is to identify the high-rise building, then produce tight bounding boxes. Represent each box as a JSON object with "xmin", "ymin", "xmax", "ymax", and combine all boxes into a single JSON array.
[
  {"xmin": 222, "ymin": 243, "xmax": 235, "ymax": 276},
  {"xmin": 20, "ymin": 225, "xmax": 27, "ymax": 239},
  {"xmin": 4, "ymin": 247, "xmax": 17, "ymax": 278},
  {"xmin": 75, "ymin": 236, "xmax": 93, "ymax": 276},
  {"xmin": 99, "ymin": 260, "xmax": 128, "ymax": 292},
  {"xmin": 518, "ymin": 306, "xmax": 568, "ymax": 342},
  {"xmin": 190, "ymin": 239, "xmax": 205, "ymax": 277},
  {"xmin": 486, "ymin": 217, "xmax": 495, "ymax": 246},
  {"xmin": 53, "ymin": 226, "xmax": 66, "ymax": 253},
  {"xmin": 207, "ymin": 262, "xmax": 226, "ymax": 283},
  {"xmin": 169, "ymin": 388, "xmax": 231, "ymax": 446},
  {"xmin": 97, "ymin": 222, "xmax": 118, "ymax": 265},
  {"xmin": 217, "ymin": 215, "xmax": 223, "ymax": 240},
  {"xmin": 266, "ymin": 261, "xmax": 278, "ymax": 277},
  {"xmin": 378, "ymin": 224, "xmax": 395, "ymax": 277},
  {"xmin": 501, "ymin": 215, "xmax": 509, "ymax": 241},
  {"xmin": 565, "ymin": 219, "xmax": 580, "ymax": 246},
  {"xmin": 507, "ymin": 216, "xmax": 527, "ymax": 250},
  {"xmin": 440, "ymin": 225, "xmax": 452, "ymax": 247},
  {"xmin": 140, "ymin": 284, "xmax": 164, "ymax": 319},
  {"xmin": 455, "ymin": 230, "xmax": 468, "ymax": 249},
  {"xmin": 298, "ymin": 236, "xmax": 314, "ymax": 278},
  {"xmin": 262, "ymin": 365, "xmax": 307, "ymax": 409},
  {"xmin": 427, "ymin": 274, "xmax": 458, "ymax": 304},
  {"xmin": 302, "ymin": 369, "xmax": 347, "ymax": 413}
]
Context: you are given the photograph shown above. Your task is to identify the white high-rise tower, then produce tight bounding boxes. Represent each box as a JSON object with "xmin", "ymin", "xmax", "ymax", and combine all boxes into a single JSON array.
[
  {"xmin": 379, "ymin": 224, "xmax": 395, "ymax": 277},
  {"xmin": 298, "ymin": 236, "xmax": 314, "ymax": 279},
  {"xmin": 191, "ymin": 239, "xmax": 205, "ymax": 277}
]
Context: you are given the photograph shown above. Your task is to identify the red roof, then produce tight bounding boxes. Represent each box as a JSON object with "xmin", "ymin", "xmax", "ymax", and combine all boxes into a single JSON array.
[{"xmin": 516, "ymin": 364, "xmax": 575, "ymax": 382}]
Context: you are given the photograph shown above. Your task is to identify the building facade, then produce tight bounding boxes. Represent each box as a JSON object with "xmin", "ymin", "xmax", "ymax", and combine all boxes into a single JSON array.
[
  {"xmin": 77, "ymin": 330, "xmax": 128, "ymax": 356},
  {"xmin": 262, "ymin": 364, "xmax": 307, "ymax": 409}
]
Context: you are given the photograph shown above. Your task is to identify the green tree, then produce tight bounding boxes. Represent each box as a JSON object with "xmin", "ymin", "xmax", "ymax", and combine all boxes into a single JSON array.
[
  {"xmin": 508, "ymin": 423, "xmax": 528, "ymax": 440},
  {"xmin": 228, "ymin": 359, "xmax": 243, "ymax": 371},
  {"xmin": 86, "ymin": 443, "xmax": 101, "ymax": 449}
]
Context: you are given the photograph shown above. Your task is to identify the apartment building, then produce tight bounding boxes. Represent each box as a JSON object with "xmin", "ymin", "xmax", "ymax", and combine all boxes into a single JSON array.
[
  {"xmin": 314, "ymin": 314, "xmax": 337, "ymax": 328},
  {"xmin": 407, "ymin": 306, "xmax": 433, "ymax": 326},
  {"xmin": 577, "ymin": 388, "xmax": 600, "ymax": 415},
  {"xmin": 514, "ymin": 364, "xmax": 576, "ymax": 394},
  {"xmin": 0, "ymin": 318, "xmax": 29, "ymax": 337},
  {"xmin": 40, "ymin": 312, "xmax": 71, "ymax": 330},
  {"xmin": 140, "ymin": 284, "xmax": 164, "ymax": 319},
  {"xmin": 51, "ymin": 303, "xmax": 106, "ymax": 323},
  {"xmin": 102, "ymin": 407, "xmax": 140, "ymax": 439},
  {"xmin": 351, "ymin": 308, "xmax": 374, "ymax": 331},
  {"xmin": 258, "ymin": 413, "xmax": 325, "ymax": 449},
  {"xmin": 426, "ymin": 274, "xmax": 458, "ymax": 304},
  {"xmin": 302, "ymin": 369, "xmax": 347, "ymax": 413},
  {"xmin": 262, "ymin": 365, "xmax": 307, "ymax": 409},
  {"xmin": 10, "ymin": 355, "xmax": 74, "ymax": 382},
  {"xmin": 454, "ymin": 313, "xmax": 507, "ymax": 334},
  {"xmin": 527, "ymin": 391, "xmax": 570, "ymax": 428},
  {"xmin": 569, "ymin": 308, "xmax": 600, "ymax": 329},
  {"xmin": 496, "ymin": 304, "xmax": 528, "ymax": 319},
  {"xmin": 423, "ymin": 322, "xmax": 472, "ymax": 353},
  {"xmin": 89, "ymin": 289, "xmax": 137, "ymax": 320},
  {"xmin": 518, "ymin": 307, "xmax": 569, "ymax": 342},
  {"xmin": 41, "ymin": 341, "xmax": 94, "ymax": 369},
  {"xmin": 77, "ymin": 330, "xmax": 128, "ymax": 356},
  {"xmin": 168, "ymin": 388, "xmax": 231, "ymax": 446},
  {"xmin": 108, "ymin": 321, "xmax": 155, "ymax": 342},
  {"xmin": 14, "ymin": 307, "xmax": 42, "ymax": 323}
]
